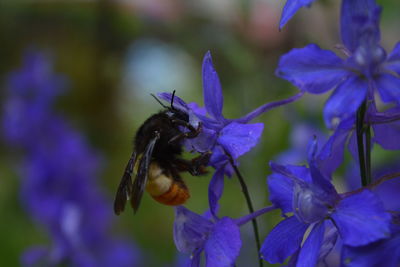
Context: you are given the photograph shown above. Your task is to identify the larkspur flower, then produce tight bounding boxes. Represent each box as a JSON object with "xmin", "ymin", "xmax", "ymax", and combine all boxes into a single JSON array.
[
  {"xmin": 173, "ymin": 206, "xmax": 242, "ymax": 266},
  {"xmin": 261, "ymin": 139, "xmax": 391, "ymax": 266},
  {"xmin": 2, "ymin": 51, "xmax": 139, "ymax": 267},
  {"xmin": 160, "ymin": 51, "xmax": 303, "ymax": 215},
  {"xmin": 173, "ymin": 205, "xmax": 275, "ymax": 266},
  {"xmin": 279, "ymin": 0, "xmax": 317, "ymax": 30},
  {"xmin": 276, "ymin": 0, "xmax": 400, "ymax": 129}
]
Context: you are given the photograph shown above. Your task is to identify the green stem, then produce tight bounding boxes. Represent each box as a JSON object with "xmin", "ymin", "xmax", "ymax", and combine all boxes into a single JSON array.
[
  {"xmin": 356, "ymin": 101, "xmax": 368, "ymax": 186},
  {"xmin": 226, "ymin": 154, "xmax": 263, "ymax": 267}
]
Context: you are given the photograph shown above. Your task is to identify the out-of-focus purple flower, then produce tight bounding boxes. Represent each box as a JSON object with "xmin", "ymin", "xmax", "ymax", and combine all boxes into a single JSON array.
[
  {"xmin": 160, "ymin": 51, "xmax": 303, "ymax": 216},
  {"xmin": 2, "ymin": 52, "xmax": 66, "ymax": 148},
  {"xmin": 279, "ymin": 0, "xmax": 317, "ymax": 30},
  {"xmin": 276, "ymin": 0, "xmax": 400, "ymax": 129},
  {"xmin": 261, "ymin": 139, "xmax": 391, "ymax": 266},
  {"xmin": 2, "ymin": 51, "xmax": 140, "ymax": 267},
  {"xmin": 275, "ymin": 122, "xmax": 326, "ymax": 165}
]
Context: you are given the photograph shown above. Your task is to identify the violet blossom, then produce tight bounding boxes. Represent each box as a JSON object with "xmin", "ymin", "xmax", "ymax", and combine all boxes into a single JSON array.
[
  {"xmin": 2, "ymin": 51, "xmax": 140, "ymax": 267},
  {"xmin": 261, "ymin": 139, "xmax": 391, "ymax": 266}
]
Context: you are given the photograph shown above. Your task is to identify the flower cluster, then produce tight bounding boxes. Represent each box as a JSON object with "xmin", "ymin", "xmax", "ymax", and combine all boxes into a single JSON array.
[
  {"xmin": 4, "ymin": 0, "xmax": 400, "ymax": 265},
  {"xmin": 2, "ymin": 52, "xmax": 140, "ymax": 266},
  {"xmin": 165, "ymin": 0, "xmax": 400, "ymax": 266}
]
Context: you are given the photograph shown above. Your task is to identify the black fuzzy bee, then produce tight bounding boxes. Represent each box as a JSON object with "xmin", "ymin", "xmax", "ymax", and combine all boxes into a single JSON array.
[{"xmin": 114, "ymin": 92, "xmax": 210, "ymax": 215}]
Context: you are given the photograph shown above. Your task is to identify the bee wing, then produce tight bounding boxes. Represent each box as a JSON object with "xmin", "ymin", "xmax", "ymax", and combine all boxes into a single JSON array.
[
  {"xmin": 114, "ymin": 152, "xmax": 136, "ymax": 215},
  {"xmin": 130, "ymin": 133, "xmax": 160, "ymax": 213}
]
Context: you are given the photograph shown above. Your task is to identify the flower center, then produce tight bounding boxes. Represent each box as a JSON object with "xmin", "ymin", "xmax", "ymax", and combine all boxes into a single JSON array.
[{"xmin": 293, "ymin": 184, "xmax": 330, "ymax": 224}]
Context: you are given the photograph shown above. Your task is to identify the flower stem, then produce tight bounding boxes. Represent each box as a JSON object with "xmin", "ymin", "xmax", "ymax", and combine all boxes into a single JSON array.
[
  {"xmin": 226, "ymin": 154, "xmax": 263, "ymax": 267},
  {"xmin": 356, "ymin": 101, "xmax": 369, "ymax": 186}
]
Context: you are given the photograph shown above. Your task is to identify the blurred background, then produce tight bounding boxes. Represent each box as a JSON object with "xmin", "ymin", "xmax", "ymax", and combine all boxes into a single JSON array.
[{"xmin": 1, "ymin": 0, "xmax": 400, "ymax": 266}]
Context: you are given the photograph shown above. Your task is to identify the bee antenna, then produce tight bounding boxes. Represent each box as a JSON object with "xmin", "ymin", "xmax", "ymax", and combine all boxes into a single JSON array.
[
  {"xmin": 170, "ymin": 90, "xmax": 176, "ymax": 110},
  {"xmin": 150, "ymin": 93, "xmax": 169, "ymax": 109}
]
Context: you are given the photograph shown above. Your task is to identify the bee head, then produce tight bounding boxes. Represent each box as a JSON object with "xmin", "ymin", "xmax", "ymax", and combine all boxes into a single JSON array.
[{"xmin": 151, "ymin": 91, "xmax": 190, "ymax": 122}]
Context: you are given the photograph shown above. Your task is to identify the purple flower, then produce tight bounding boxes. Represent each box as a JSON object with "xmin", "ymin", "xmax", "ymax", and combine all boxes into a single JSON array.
[
  {"xmin": 261, "ymin": 139, "xmax": 391, "ymax": 266},
  {"xmin": 173, "ymin": 204, "xmax": 276, "ymax": 266},
  {"xmin": 2, "ymin": 51, "xmax": 140, "ymax": 267},
  {"xmin": 2, "ymin": 51, "xmax": 66, "ymax": 148},
  {"xmin": 160, "ymin": 51, "xmax": 303, "ymax": 216},
  {"xmin": 341, "ymin": 221, "xmax": 400, "ymax": 267},
  {"xmin": 279, "ymin": 0, "xmax": 317, "ymax": 30},
  {"xmin": 276, "ymin": 0, "xmax": 400, "ymax": 129},
  {"xmin": 173, "ymin": 206, "xmax": 242, "ymax": 266}
]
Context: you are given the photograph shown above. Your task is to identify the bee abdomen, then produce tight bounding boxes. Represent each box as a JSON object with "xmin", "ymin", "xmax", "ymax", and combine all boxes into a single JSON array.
[
  {"xmin": 152, "ymin": 181, "xmax": 190, "ymax": 206},
  {"xmin": 146, "ymin": 162, "xmax": 190, "ymax": 206}
]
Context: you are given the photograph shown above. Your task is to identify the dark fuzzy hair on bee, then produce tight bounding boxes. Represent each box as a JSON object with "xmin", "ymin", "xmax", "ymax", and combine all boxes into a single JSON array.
[{"xmin": 114, "ymin": 91, "xmax": 210, "ymax": 215}]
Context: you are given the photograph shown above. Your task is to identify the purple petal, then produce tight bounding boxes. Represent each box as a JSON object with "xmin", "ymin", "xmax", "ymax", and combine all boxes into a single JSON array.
[
  {"xmin": 158, "ymin": 92, "xmax": 189, "ymax": 110},
  {"xmin": 323, "ymin": 76, "xmax": 367, "ymax": 129},
  {"xmin": 340, "ymin": 0, "xmax": 380, "ymax": 52},
  {"xmin": 347, "ymin": 130, "xmax": 359, "ymax": 161},
  {"xmin": 297, "ymin": 222, "xmax": 325, "ymax": 267},
  {"xmin": 373, "ymin": 119, "xmax": 400, "ymax": 150},
  {"xmin": 235, "ymin": 92, "xmax": 304, "ymax": 124},
  {"xmin": 317, "ymin": 117, "xmax": 354, "ymax": 177},
  {"xmin": 268, "ymin": 164, "xmax": 311, "ymax": 214},
  {"xmin": 260, "ymin": 216, "xmax": 309, "ymax": 264},
  {"xmin": 204, "ymin": 217, "xmax": 241, "ymax": 266},
  {"xmin": 332, "ymin": 190, "xmax": 391, "ymax": 246},
  {"xmin": 375, "ymin": 73, "xmax": 400, "ymax": 104},
  {"xmin": 341, "ymin": 226, "xmax": 400, "ymax": 267},
  {"xmin": 279, "ymin": 0, "xmax": 316, "ymax": 30},
  {"xmin": 374, "ymin": 169, "xmax": 400, "ymax": 211},
  {"xmin": 307, "ymin": 138, "xmax": 339, "ymax": 202},
  {"xmin": 276, "ymin": 44, "xmax": 350, "ymax": 94},
  {"xmin": 190, "ymin": 249, "xmax": 202, "ymax": 267},
  {"xmin": 386, "ymin": 42, "xmax": 400, "ymax": 75},
  {"xmin": 173, "ymin": 206, "xmax": 213, "ymax": 253},
  {"xmin": 268, "ymin": 171, "xmax": 294, "ymax": 214},
  {"xmin": 102, "ymin": 241, "xmax": 142, "ymax": 267},
  {"xmin": 202, "ymin": 51, "xmax": 224, "ymax": 121},
  {"xmin": 208, "ymin": 167, "xmax": 225, "ymax": 217},
  {"xmin": 217, "ymin": 122, "xmax": 264, "ymax": 160},
  {"xmin": 269, "ymin": 161, "xmax": 312, "ymax": 183},
  {"xmin": 368, "ymin": 105, "xmax": 400, "ymax": 124},
  {"xmin": 318, "ymin": 221, "xmax": 339, "ymax": 262},
  {"xmin": 21, "ymin": 246, "xmax": 49, "ymax": 266},
  {"xmin": 185, "ymin": 126, "xmax": 217, "ymax": 153}
]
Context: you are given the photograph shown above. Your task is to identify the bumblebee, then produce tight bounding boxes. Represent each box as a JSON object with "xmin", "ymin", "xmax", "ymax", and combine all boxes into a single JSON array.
[{"xmin": 114, "ymin": 92, "xmax": 210, "ymax": 215}]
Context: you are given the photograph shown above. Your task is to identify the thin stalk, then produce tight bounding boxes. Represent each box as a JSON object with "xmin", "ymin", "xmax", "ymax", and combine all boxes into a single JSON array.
[
  {"xmin": 226, "ymin": 154, "xmax": 263, "ymax": 267},
  {"xmin": 235, "ymin": 205, "xmax": 277, "ymax": 226},
  {"xmin": 356, "ymin": 101, "xmax": 368, "ymax": 186}
]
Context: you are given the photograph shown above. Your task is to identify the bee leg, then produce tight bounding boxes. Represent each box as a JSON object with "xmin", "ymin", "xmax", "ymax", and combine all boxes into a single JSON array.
[
  {"xmin": 190, "ymin": 151, "xmax": 211, "ymax": 175},
  {"xmin": 173, "ymin": 151, "xmax": 211, "ymax": 176},
  {"xmin": 168, "ymin": 120, "xmax": 202, "ymax": 144}
]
